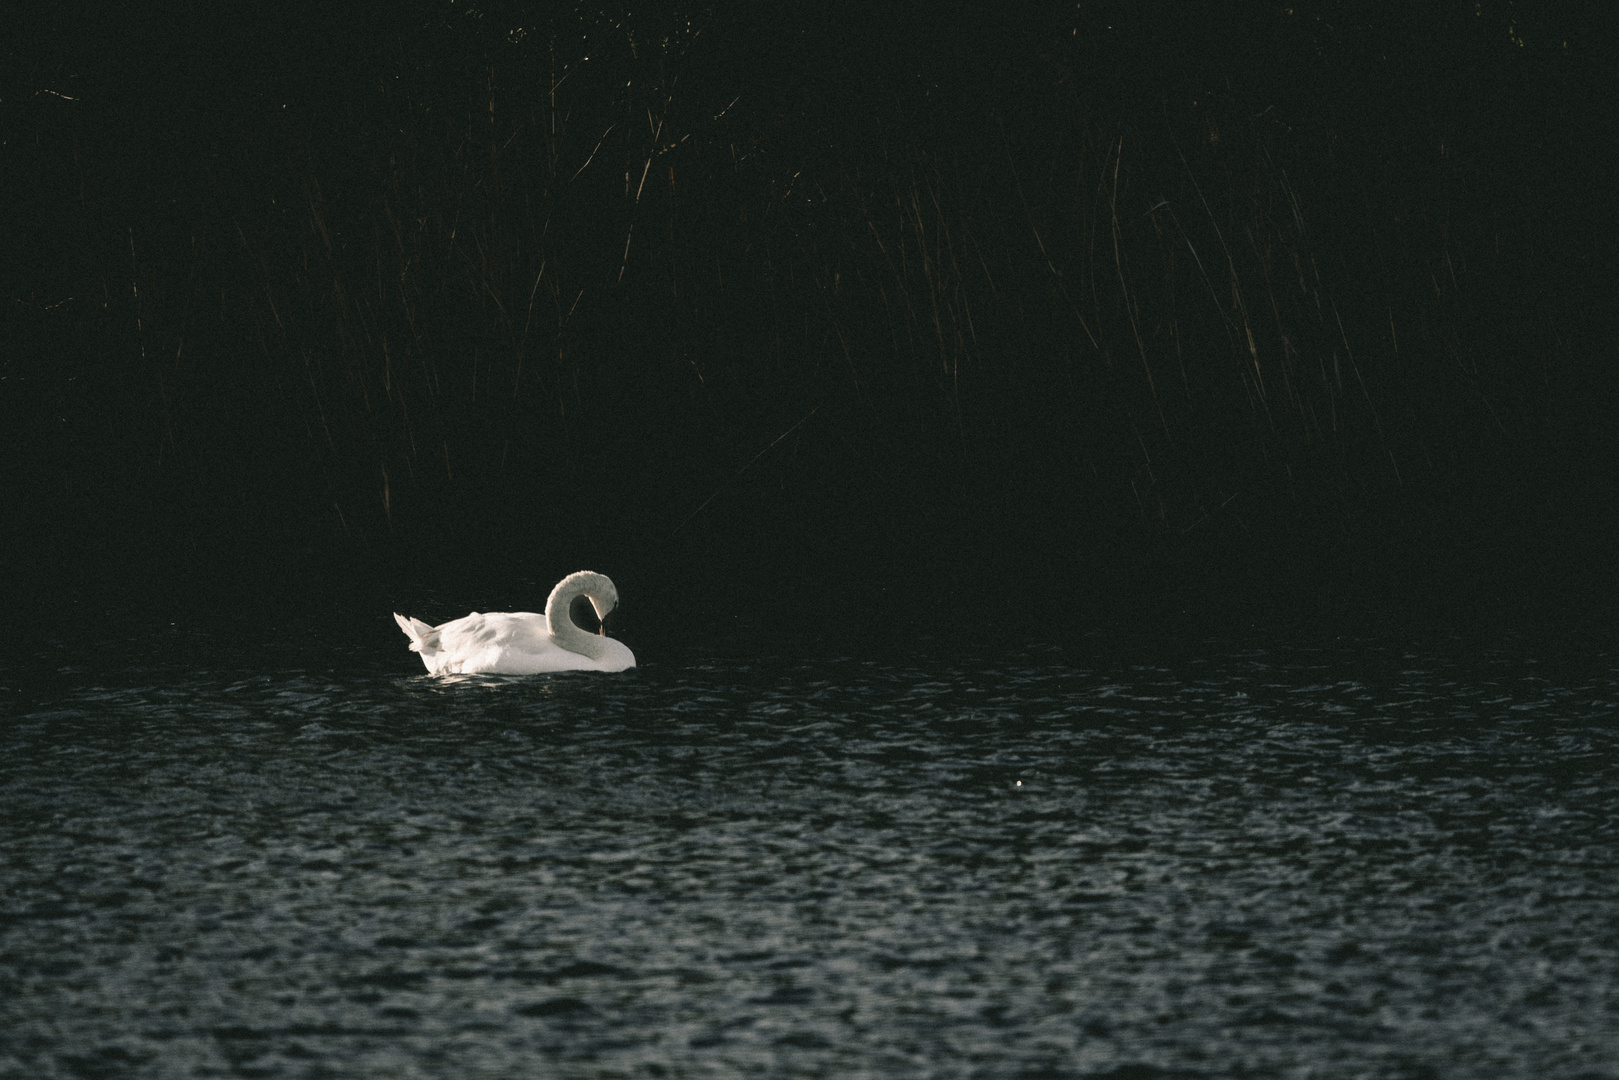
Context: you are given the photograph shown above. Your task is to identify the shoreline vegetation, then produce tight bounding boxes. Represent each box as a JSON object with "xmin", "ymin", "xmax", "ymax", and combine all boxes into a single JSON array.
[{"xmin": 4, "ymin": 2, "xmax": 1614, "ymax": 633}]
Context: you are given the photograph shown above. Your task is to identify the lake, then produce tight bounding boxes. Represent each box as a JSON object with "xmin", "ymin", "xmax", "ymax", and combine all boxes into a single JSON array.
[{"xmin": 3, "ymin": 616, "xmax": 1616, "ymax": 1078}]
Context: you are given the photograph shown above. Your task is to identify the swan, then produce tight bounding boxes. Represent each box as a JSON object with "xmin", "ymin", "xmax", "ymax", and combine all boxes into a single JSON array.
[{"xmin": 393, "ymin": 571, "xmax": 636, "ymax": 674}]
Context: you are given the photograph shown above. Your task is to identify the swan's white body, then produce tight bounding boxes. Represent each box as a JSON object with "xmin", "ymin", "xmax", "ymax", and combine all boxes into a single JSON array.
[{"xmin": 393, "ymin": 571, "xmax": 636, "ymax": 675}]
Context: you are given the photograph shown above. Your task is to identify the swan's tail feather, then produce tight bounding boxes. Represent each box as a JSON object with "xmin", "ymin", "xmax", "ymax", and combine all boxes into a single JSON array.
[{"xmin": 393, "ymin": 613, "xmax": 440, "ymax": 654}]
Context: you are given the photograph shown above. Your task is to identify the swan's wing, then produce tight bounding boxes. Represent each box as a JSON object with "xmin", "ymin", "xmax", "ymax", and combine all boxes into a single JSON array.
[
  {"xmin": 394, "ymin": 612, "xmax": 442, "ymax": 653},
  {"xmin": 492, "ymin": 614, "xmax": 557, "ymax": 660},
  {"xmin": 429, "ymin": 613, "xmax": 485, "ymax": 654},
  {"xmin": 399, "ymin": 610, "xmax": 604, "ymax": 675},
  {"xmin": 427, "ymin": 612, "xmax": 549, "ymax": 669}
]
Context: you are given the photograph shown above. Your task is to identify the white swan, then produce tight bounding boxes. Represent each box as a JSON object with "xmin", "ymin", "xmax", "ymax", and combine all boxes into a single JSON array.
[{"xmin": 393, "ymin": 571, "xmax": 636, "ymax": 675}]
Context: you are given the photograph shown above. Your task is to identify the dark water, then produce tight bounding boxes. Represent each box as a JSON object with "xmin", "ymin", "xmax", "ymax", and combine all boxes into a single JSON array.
[{"xmin": 3, "ymin": 621, "xmax": 1618, "ymax": 1079}]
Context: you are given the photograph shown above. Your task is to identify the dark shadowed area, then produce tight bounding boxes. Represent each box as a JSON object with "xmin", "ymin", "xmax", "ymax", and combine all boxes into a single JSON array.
[{"xmin": 4, "ymin": 0, "xmax": 1615, "ymax": 631}]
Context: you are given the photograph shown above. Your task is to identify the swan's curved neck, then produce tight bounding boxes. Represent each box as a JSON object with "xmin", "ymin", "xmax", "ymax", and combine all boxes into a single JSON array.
[{"xmin": 545, "ymin": 574, "xmax": 612, "ymax": 659}]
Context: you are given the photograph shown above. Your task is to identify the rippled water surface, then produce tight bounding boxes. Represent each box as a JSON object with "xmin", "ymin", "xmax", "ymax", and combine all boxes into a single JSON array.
[{"xmin": 3, "ymin": 622, "xmax": 1618, "ymax": 1078}]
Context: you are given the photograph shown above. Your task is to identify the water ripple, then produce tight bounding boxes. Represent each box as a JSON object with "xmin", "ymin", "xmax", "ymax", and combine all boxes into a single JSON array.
[{"xmin": 2, "ymin": 635, "xmax": 1617, "ymax": 1077}]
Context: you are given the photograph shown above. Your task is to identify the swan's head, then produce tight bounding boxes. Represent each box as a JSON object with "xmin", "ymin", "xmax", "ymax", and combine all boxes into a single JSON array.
[{"xmin": 584, "ymin": 577, "xmax": 619, "ymax": 629}]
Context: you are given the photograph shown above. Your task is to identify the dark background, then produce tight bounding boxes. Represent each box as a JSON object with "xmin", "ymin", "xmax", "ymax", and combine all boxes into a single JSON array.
[{"xmin": 3, "ymin": 1, "xmax": 1614, "ymax": 650}]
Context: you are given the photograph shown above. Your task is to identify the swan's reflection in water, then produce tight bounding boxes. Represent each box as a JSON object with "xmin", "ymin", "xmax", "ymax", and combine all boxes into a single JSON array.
[{"xmin": 3, "ymin": 636, "xmax": 1617, "ymax": 1077}]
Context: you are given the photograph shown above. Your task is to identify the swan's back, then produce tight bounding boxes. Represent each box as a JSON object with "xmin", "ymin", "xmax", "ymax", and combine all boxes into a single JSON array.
[{"xmin": 392, "ymin": 611, "xmax": 542, "ymax": 674}]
